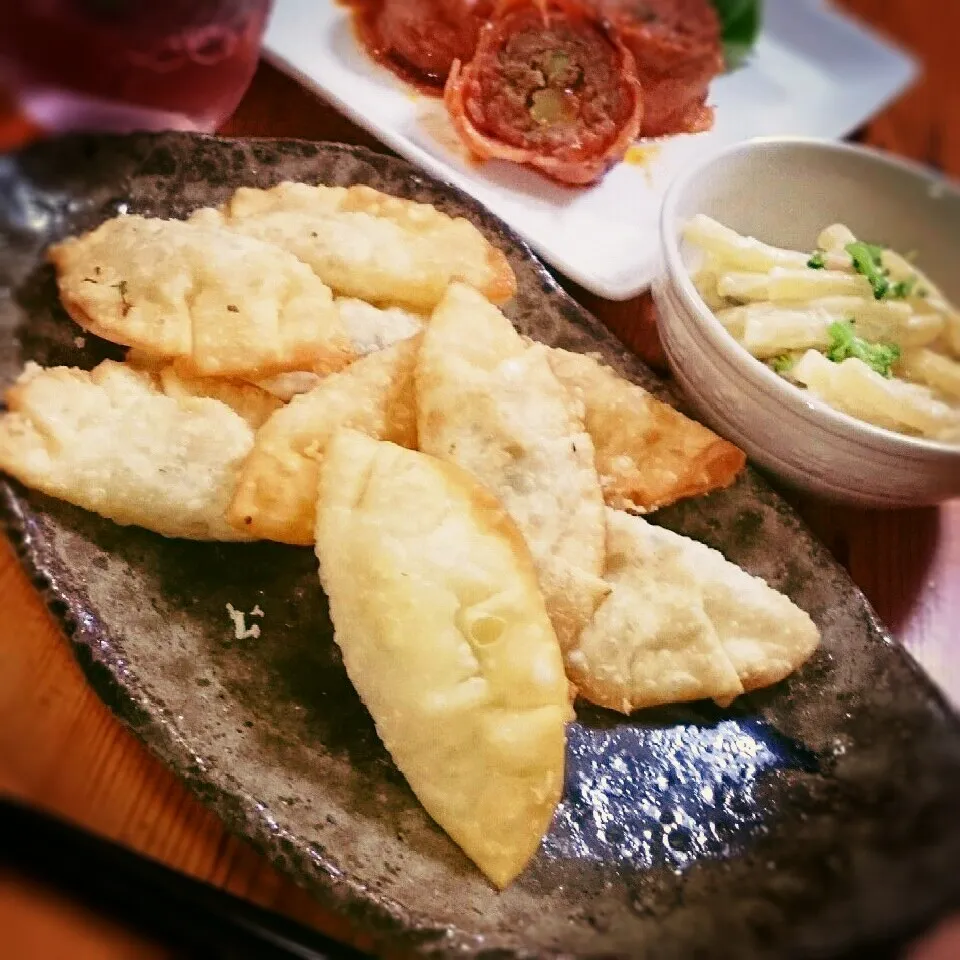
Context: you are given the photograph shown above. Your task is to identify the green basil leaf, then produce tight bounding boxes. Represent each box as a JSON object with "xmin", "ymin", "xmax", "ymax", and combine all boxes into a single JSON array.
[{"xmin": 712, "ymin": 0, "xmax": 763, "ymax": 72}]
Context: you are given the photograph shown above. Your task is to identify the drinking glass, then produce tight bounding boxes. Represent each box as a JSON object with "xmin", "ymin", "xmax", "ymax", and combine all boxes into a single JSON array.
[{"xmin": 0, "ymin": 0, "xmax": 274, "ymax": 134}]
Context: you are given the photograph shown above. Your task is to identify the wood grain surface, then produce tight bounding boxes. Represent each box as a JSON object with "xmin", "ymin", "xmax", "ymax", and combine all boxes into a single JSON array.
[{"xmin": 1, "ymin": 2, "xmax": 958, "ymax": 956}]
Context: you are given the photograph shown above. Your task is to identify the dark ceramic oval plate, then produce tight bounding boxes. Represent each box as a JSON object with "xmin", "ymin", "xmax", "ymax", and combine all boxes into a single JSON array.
[{"xmin": 1, "ymin": 133, "xmax": 959, "ymax": 960}]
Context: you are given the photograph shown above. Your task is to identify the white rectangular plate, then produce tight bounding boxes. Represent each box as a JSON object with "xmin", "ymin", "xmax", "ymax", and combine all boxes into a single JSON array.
[{"xmin": 263, "ymin": 0, "xmax": 918, "ymax": 300}]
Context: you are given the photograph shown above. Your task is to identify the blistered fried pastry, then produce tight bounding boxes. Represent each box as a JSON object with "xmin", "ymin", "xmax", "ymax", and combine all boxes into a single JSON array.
[
  {"xmin": 0, "ymin": 360, "xmax": 254, "ymax": 540},
  {"xmin": 227, "ymin": 337, "xmax": 420, "ymax": 544},
  {"xmin": 155, "ymin": 366, "xmax": 283, "ymax": 430},
  {"xmin": 416, "ymin": 283, "xmax": 609, "ymax": 648},
  {"xmin": 315, "ymin": 429, "xmax": 570, "ymax": 888},
  {"xmin": 544, "ymin": 347, "xmax": 745, "ymax": 512},
  {"xmin": 569, "ymin": 509, "xmax": 820, "ymax": 712},
  {"xmin": 253, "ymin": 297, "xmax": 426, "ymax": 401},
  {"xmin": 190, "ymin": 181, "xmax": 516, "ymax": 311},
  {"xmin": 49, "ymin": 215, "xmax": 352, "ymax": 379}
]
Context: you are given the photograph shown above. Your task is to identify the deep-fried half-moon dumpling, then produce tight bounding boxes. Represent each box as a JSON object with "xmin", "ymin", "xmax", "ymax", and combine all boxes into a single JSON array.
[
  {"xmin": 252, "ymin": 297, "xmax": 426, "ymax": 401},
  {"xmin": 0, "ymin": 360, "xmax": 254, "ymax": 540},
  {"xmin": 189, "ymin": 181, "xmax": 516, "ymax": 311},
  {"xmin": 49, "ymin": 214, "xmax": 353, "ymax": 379},
  {"xmin": 227, "ymin": 336, "xmax": 420, "ymax": 545},
  {"xmin": 316, "ymin": 429, "xmax": 570, "ymax": 889},
  {"xmin": 667, "ymin": 519, "xmax": 823, "ymax": 692},
  {"xmin": 570, "ymin": 508, "xmax": 743, "ymax": 712},
  {"xmin": 416, "ymin": 283, "xmax": 609, "ymax": 650},
  {"xmin": 545, "ymin": 347, "xmax": 746, "ymax": 513},
  {"xmin": 569, "ymin": 509, "xmax": 820, "ymax": 713}
]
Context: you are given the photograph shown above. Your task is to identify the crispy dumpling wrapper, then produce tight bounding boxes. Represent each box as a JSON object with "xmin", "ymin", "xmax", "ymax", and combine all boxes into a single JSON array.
[
  {"xmin": 251, "ymin": 370, "xmax": 327, "ymax": 404},
  {"xmin": 123, "ymin": 347, "xmax": 167, "ymax": 373},
  {"xmin": 335, "ymin": 296, "xmax": 425, "ymax": 356},
  {"xmin": 49, "ymin": 214, "xmax": 353, "ymax": 379},
  {"xmin": 672, "ymin": 520, "xmax": 823, "ymax": 692},
  {"xmin": 190, "ymin": 181, "xmax": 516, "ymax": 311},
  {"xmin": 545, "ymin": 347, "xmax": 746, "ymax": 512},
  {"xmin": 155, "ymin": 366, "xmax": 283, "ymax": 430},
  {"xmin": 316, "ymin": 429, "xmax": 570, "ymax": 889},
  {"xmin": 130, "ymin": 297, "xmax": 424, "ymax": 404},
  {"xmin": 416, "ymin": 283, "xmax": 609, "ymax": 648},
  {"xmin": 252, "ymin": 297, "xmax": 425, "ymax": 401},
  {"xmin": 228, "ymin": 336, "xmax": 420, "ymax": 545},
  {"xmin": 0, "ymin": 360, "xmax": 254, "ymax": 540},
  {"xmin": 569, "ymin": 509, "xmax": 820, "ymax": 713},
  {"xmin": 570, "ymin": 509, "xmax": 743, "ymax": 712}
]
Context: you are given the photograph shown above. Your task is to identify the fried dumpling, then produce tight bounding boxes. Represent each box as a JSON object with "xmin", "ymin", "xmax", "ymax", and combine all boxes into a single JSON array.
[
  {"xmin": 664, "ymin": 519, "xmax": 823, "ymax": 692},
  {"xmin": 49, "ymin": 214, "xmax": 352, "ymax": 379},
  {"xmin": 316, "ymin": 429, "xmax": 570, "ymax": 888},
  {"xmin": 336, "ymin": 296, "xmax": 426, "ymax": 356},
  {"xmin": 227, "ymin": 336, "xmax": 420, "ymax": 544},
  {"xmin": 154, "ymin": 366, "xmax": 283, "ymax": 430},
  {"xmin": 189, "ymin": 181, "xmax": 516, "ymax": 311},
  {"xmin": 416, "ymin": 283, "xmax": 609, "ymax": 649},
  {"xmin": 569, "ymin": 509, "xmax": 820, "ymax": 713},
  {"xmin": 252, "ymin": 296, "xmax": 425, "ymax": 401},
  {"xmin": 0, "ymin": 360, "xmax": 254, "ymax": 540},
  {"xmin": 570, "ymin": 509, "xmax": 743, "ymax": 712},
  {"xmin": 545, "ymin": 347, "xmax": 745, "ymax": 512}
]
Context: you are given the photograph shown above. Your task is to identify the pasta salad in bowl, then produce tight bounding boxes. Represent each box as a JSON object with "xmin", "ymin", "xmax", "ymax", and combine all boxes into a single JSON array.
[
  {"xmin": 655, "ymin": 137, "xmax": 960, "ymax": 507},
  {"xmin": 685, "ymin": 215, "xmax": 960, "ymax": 444}
]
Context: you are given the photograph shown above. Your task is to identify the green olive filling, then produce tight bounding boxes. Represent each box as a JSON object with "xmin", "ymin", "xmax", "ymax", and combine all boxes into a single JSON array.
[
  {"xmin": 529, "ymin": 87, "xmax": 578, "ymax": 125},
  {"xmin": 542, "ymin": 50, "xmax": 571, "ymax": 84},
  {"xmin": 526, "ymin": 49, "xmax": 583, "ymax": 126}
]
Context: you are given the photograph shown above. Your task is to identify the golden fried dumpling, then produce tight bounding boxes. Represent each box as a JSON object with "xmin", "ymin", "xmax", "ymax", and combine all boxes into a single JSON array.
[
  {"xmin": 570, "ymin": 509, "xmax": 743, "ymax": 712},
  {"xmin": 570, "ymin": 509, "xmax": 820, "ymax": 713},
  {"xmin": 49, "ymin": 214, "xmax": 352, "ymax": 379},
  {"xmin": 661, "ymin": 519, "xmax": 822, "ymax": 692},
  {"xmin": 0, "ymin": 360, "xmax": 254, "ymax": 540},
  {"xmin": 316, "ymin": 429, "xmax": 570, "ymax": 888},
  {"xmin": 251, "ymin": 296, "xmax": 426, "ymax": 401},
  {"xmin": 545, "ymin": 347, "xmax": 745, "ymax": 513},
  {"xmin": 190, "ymin": 181, "xmax": 516, "ymax": 311},
  {"xmin": 416, "ymin": 283, "xmax": 609, "ymax": 649},
  {"xmin": 227, "ymin": 337, "xmax": 420, "ymax": 544}
]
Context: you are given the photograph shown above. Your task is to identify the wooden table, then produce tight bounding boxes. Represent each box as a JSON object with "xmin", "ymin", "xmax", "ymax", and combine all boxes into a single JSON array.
[{"xmin": 1, "ymin": 2, "xmax": 958, "ymax": 956}]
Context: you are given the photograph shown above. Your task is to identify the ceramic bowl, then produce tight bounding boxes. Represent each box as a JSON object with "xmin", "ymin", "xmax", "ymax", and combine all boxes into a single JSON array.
[{"xmin": 654, "ymin": 137, "xmax": 960, "ymax": 508}]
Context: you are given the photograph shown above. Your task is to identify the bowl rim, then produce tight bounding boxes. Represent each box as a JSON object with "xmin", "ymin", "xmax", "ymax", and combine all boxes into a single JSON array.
[{"xmin": 659, "ymin": 135, "xmax": 960, "ymax": 459}]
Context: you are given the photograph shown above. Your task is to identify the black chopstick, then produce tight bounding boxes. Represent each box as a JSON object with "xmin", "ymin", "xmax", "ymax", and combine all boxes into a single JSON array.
[{"xmin": 0, "ymin": 794, "xmax": 369, "ymax": 960}]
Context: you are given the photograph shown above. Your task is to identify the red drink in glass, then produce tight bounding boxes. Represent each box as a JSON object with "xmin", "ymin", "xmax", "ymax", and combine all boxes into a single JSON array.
[{"xmin": 0, "ymin": 0, "xmax": 274, "ymax": 134}]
